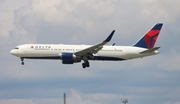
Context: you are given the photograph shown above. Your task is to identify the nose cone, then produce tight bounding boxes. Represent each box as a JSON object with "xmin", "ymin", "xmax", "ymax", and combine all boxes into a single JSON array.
[{"xmin": 10, "ymin": 49, "xmax": 17, "ymax": 55}]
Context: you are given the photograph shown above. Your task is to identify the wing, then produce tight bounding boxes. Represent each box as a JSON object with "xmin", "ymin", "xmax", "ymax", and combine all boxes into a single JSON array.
[{"xmin": 74, "ymin": 30, "xmax": 115, "ymax": 59}]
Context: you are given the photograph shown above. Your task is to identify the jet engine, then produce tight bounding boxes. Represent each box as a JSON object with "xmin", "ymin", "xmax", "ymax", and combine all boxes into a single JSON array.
[{"xmin": 60, "ymin": 52, "xmax": 81, "ymax": 64}]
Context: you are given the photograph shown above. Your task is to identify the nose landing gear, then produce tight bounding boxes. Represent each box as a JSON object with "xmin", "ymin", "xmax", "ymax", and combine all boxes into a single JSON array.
[{"xmin": 20, "ymin": 58, "xmax": 24, "ymax": 65}]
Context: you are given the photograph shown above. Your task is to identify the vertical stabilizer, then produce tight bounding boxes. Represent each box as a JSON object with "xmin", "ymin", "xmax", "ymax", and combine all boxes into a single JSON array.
[{"xmin": 133, "ymin": 23, "xmax": 163, "ymax": 49}]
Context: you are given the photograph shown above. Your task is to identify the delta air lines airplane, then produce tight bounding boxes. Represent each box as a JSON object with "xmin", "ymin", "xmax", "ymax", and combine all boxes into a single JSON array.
[{"xmin": 10, "ymin": 23, "xmax": 163, "ymax": 68}]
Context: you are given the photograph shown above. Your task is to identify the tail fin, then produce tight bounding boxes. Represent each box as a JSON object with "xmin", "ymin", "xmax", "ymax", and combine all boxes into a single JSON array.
[{"xmin": 133, "ymin": 23, "xmax": 163, "ymax": 49}]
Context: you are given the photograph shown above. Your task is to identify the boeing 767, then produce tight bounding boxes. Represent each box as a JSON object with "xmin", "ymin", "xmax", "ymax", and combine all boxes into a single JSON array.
[{"xmin": 10, "ymin": 23, "xmax": 163, "ymax": 68}]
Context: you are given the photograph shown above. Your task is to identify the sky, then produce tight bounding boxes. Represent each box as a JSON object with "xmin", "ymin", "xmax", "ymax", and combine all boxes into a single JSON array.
[{"xmin": 0, "ymin": 0, "xmax": 180, "ymax": 104}]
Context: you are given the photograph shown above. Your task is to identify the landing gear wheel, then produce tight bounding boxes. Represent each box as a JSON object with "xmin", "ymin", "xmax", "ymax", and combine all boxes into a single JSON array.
[
  {"xmin": 20, "ymin": 58, "xmax": 24, "ymax": 65},
  {"xmin": 21, "ymin": 58, "xmax": 24, "ymax": 61},
  {"xmin": 21, "ymin": 62, "xmax": 24, "ymax": 65},
  {"xmin": 86, "ymin": 62, "xmax": 90, "ymax": 67},
  {"xmin": 82, "ymin": 63, "xmax": 86, "ymax": 68},
  {"xmin": 82, "ymin": 61, "xmax": 90, "ymax": 68}
]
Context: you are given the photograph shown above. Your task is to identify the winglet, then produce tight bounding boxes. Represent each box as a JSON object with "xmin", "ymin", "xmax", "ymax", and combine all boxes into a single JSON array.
[{"xmin": 103, "ymin": 30, "xmax": 115, "ymax": 42}]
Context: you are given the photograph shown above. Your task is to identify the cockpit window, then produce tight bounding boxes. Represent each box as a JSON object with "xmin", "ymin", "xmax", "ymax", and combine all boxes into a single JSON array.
[{"xmin": 14, "ymin": 47, "xmax": 19, "ymax": 49}]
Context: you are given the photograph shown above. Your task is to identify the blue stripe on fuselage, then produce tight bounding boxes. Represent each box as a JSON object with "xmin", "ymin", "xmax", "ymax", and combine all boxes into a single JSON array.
[
  {"xmin": 22, "ymin": 56, "xmax": 60, "ymax": 60},
  {"xmin": 22, "ymin": 56, "xmax": 125, "ymax": 61},
  {"xmin": 93, "ymin": 56, "xmax": 125, "ymax": 61}
]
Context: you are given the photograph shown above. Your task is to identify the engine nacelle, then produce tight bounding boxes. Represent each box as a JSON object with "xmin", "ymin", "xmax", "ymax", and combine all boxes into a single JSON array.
[{"xmin": 60, "ymin": 52, "xmax": 81, "ymax": 64}]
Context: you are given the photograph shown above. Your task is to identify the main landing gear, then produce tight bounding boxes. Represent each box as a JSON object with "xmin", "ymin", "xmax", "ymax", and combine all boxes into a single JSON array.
[
  {"xmin": 82, "ymin": 60, "xmax": 90, "ymax": 68},
  {"xmin": 20, "ymin": 58, "xmax": 24, "ymax": 65}
]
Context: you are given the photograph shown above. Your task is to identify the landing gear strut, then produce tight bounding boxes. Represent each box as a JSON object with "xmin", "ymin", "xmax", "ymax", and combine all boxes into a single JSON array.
[
  {"xmin": 82, "ymin": 60, "xmax": 90, "ymax": 68},
  {"xmin": 20, "ymin": 58, "xmax": 24, "ymax": 65}
]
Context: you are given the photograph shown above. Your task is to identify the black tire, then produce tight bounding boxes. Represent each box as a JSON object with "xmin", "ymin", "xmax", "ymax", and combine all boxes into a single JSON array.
[
  {"xmin": 82, "ymin": 63, "xmax": 86, "ymax": 68},
  {"xmin": 21, "ymin": 62, "xmax": 24, "ymax": 65},
  {"xmin": 86, "ymin": 63, "xmax": 90, "ymax": 67}
]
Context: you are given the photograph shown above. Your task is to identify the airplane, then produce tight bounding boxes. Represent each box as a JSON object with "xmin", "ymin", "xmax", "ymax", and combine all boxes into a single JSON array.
[{"xmin": 10, "ymin": 23, "xmax": 163, "ymax": 68}]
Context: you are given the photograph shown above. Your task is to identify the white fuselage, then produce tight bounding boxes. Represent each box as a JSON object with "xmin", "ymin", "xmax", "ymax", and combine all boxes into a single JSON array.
[{"xmin": 10, "ymin": 44, "xmax": 158, "ymax": 61}]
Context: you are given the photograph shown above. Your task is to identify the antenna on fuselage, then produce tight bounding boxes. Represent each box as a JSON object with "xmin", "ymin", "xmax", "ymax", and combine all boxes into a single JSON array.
[{"xmin": 112, "ymin": 43, "xmax": 116, "ymax": 46}]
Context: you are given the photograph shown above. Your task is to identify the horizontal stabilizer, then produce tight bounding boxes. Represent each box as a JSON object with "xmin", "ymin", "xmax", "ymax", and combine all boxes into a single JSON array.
[{"xmin": 140, "ymin": 47, "xmax": 160, "ymax": 54}]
